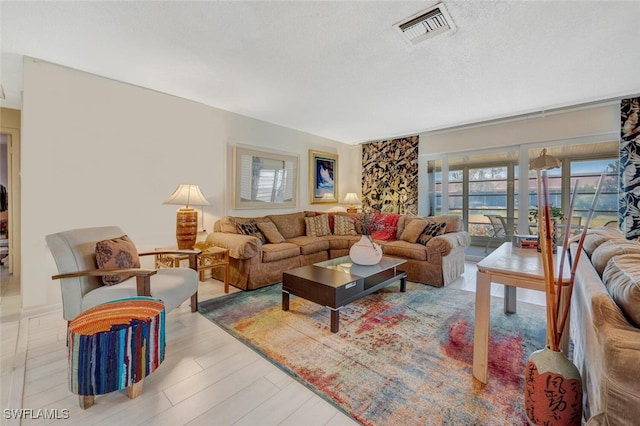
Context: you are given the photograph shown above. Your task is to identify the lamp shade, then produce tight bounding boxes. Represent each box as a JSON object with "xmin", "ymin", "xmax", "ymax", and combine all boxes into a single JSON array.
[
  {"xmin": 343, "ymin": 193, "xmax": 360, "ymax": 204},
  {"xmin": 529, "ymin": 149, "xmax": 561, "ymax": 171},
  {"xmin": 163, "ymin": 184, "xmax": 210, "ymax": 207}
]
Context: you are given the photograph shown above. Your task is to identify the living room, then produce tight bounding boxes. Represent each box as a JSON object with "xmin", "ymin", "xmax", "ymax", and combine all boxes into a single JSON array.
[{"xmin": 1, "ymin": 1, "xmax": 639, "ymax": 424}]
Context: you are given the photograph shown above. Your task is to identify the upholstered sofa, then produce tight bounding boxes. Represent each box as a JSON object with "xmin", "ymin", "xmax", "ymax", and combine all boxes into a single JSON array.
[
  {"xmin": 206, "ymin": 211, "xmax": 470, "ymax": 291},
  {"xmin": 568, "ymin": 227, "xmax": 640, "ymax": 425}
]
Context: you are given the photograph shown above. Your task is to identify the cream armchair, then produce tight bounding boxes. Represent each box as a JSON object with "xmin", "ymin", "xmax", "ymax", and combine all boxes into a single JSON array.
[{"xmin": 46, "ymin": 226, "xmax": 199, "ymax": 323}]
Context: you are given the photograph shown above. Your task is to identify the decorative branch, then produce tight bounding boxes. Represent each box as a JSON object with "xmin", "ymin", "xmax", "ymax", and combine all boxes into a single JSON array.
[
  {"xmin": 556, "ymin": 180, "xmax": 579, "ymax": 324},
  {"xmin": 540, "ymin": 171, "xmax": 559, "ymax": 351},
  {"xmin": 555, "ymin": 172, "xmax": 606, "ymax": 348}
]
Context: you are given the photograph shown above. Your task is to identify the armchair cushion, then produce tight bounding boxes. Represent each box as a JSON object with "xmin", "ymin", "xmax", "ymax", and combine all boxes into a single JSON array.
[
  {"xmin": 82, "ymin": 268, "xmax": 198, "ymax": 313},
  {"xmin": 95, "ymin": 235, "xmax": 140, "ymax": 285}
]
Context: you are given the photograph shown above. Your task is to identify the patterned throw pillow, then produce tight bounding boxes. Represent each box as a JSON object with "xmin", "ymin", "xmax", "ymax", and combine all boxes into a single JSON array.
[
  {"xmin": 236, "ymin": 221, "xmax": 267, "ymax": 244},
  {"xmin": 305, "ymin": 215, "xmax": 332, "ymax": 237},
  {"xmin": 317, "ymin": 212, "xmax": 336, "ymax": 234},
  {"xmin": 417, "ymin": 222, "xmax": 447, "ymax": 246},
  {"xmin": 334, "ymin": 215, "xmax": 357, "ymax": 235},
  {"xmin": 257, "ymin": 221, "xmax": 286, "ymax": 244},
  {"xmin": 95, "ymin": 235, "xmax": 140, "ymax": 285}
]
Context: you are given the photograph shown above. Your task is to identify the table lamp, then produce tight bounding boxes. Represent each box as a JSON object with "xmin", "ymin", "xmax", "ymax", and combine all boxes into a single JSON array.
[
  {"xmin": 163, "ymin": 184, "xmax": 210, "ymax": 249},
  {"xmin": 344, "ymin": 193, "xmax": 360, "ymax": 213}
]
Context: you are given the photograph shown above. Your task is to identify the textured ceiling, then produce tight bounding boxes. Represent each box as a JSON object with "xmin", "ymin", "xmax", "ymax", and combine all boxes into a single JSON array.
[{"xmin": 1, "ymin": 1, "xmax": 639, "ymax": 144}]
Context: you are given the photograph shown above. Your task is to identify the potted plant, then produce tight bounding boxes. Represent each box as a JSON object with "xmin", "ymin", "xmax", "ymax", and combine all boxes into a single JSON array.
[
  {"xmin": 529, "ymin": 206, "xmax": 565, "ymax": 222},
  {"xmin": 529, "ymin": 206, "xmax": 564, "ymax": 253}
]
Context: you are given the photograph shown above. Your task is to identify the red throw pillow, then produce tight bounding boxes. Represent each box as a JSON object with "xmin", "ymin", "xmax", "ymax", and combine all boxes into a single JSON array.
[
  {"xmin": 95, "ymin": 235, "xmax": 140, "ymax": 285},
  {"xmin": 371, "ymin": 213, "xmax": 401, "ymax": 241}
]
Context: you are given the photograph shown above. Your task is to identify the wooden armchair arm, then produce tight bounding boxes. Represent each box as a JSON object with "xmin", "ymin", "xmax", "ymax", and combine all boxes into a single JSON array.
[
  {"xmin": 52, "ymin": 268, "xmax": 157, "ymax": 280},
  {"xmin": 52, "ymin": 268, "xmax": 158, "ymax": 297},
  {"xmin": 138, "ymin": 249, "xmax": 203, "ymax": 271},
  {"xmin": 138, "ymin": 249, "xmax": 202, "ymax": 256}
]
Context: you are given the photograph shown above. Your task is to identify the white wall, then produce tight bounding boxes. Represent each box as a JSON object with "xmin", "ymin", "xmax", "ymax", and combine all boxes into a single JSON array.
[{"xmin": 22, "ymin": 58, "xmax": 354, "ymax": 311}]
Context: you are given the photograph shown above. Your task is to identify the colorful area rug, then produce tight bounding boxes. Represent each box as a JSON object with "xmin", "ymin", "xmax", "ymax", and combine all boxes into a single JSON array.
[{"xmin": 199, "ymin": 282, "xmax": 546, "ymax": 425}]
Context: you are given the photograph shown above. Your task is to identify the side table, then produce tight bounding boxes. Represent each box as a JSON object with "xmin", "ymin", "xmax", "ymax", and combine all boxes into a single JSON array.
[
  {"xmin": 155, "ymin": 246, "xmax": 229, "ymax": 293},
  {"xmin": 472, "ymin": 242, "xmax": 570, "ymax": 385}
]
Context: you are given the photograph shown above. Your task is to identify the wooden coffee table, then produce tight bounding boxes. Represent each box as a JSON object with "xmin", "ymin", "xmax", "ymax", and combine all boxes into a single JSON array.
[{"xmin": 282, "ymin": 256, "xmax": 407, "ymax": 332}]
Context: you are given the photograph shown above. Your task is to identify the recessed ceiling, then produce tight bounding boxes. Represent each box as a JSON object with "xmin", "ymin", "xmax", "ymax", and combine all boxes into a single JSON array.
[{"xmin": 1, "ymin": 1, "xmax": 639, "ymax": 144}]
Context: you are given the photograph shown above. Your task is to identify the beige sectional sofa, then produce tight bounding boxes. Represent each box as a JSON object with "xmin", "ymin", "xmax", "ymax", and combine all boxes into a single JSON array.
[
  {"xmin": 206, "ymin": 211, "xmax": 470, "ymax": 291},
  {"xmin": 569, "ymin": 227, "xmax": 640, "ymax": 425}
]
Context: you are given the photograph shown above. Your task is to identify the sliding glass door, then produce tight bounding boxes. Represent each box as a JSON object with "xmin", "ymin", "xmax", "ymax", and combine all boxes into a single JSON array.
[{"xmin": 426, "ymin": 140, "xmax": 619, "ymax": 250}]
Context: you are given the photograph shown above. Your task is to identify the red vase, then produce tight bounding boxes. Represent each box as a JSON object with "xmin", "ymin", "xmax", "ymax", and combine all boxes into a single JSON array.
[{"xmin": 525, "ymin": 346, "xmax": 582, "ymax": 425}]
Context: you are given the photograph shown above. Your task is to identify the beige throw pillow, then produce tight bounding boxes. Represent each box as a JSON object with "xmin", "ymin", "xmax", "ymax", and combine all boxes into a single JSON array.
[
  {"xmin": 400, "ymin": 219, "xmax": 428, "ymax": 243},
  {"xmin": 257, "ymin": 221, "xmax": 286, "ymax": 244},
  {"xmin": 334, "ymin": 215, "xmax": 357, "ymax": 235},
  {"xmin": 305, "ymin": 214, "xmax": 332, "ymax": 237}
]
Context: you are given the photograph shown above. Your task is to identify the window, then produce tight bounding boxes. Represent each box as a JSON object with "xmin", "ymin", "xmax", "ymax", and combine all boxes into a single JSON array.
[
  {"xmin": 570, "ymin": 159, "xmax": 618, "ymax": 227},
  {"xmin": 429, "ymin": 149, "xmax": 518, "ymax": 240},
  {"xmin": 426, "ymin": 140, "xmax": 619, "ymax": 249},
  {"xmin": 527, "ymin": 144, "xmax": 619, "ymax": 226}
]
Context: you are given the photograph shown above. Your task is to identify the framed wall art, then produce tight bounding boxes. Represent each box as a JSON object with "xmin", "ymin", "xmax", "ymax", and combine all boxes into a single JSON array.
[
  {"xmin": 232, "ymin": 146, "xmax": 298, "ymax": 209},
  {"xmin": 309, "ymin": 150, "xmax": 338, "ymax": 204}
]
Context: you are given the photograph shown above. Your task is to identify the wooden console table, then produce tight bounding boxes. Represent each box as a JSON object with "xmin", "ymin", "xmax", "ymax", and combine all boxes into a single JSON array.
[{"xmin": 472, "ymin": 242, "xmax": 570, "ymax": 385}]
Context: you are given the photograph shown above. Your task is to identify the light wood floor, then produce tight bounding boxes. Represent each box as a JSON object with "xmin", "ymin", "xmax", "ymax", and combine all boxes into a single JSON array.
[{"xmin": 1, "ymin": 260, "xmax": 544, "ymax": 425}]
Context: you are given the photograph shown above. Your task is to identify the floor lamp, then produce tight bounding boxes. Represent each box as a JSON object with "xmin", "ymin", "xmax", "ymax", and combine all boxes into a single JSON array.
[{"xmin": 163, "ymin": 184, "xmax": 210, "ymax": 249}]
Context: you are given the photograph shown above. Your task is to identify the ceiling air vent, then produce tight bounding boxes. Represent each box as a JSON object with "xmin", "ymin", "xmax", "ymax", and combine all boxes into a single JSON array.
[{"xmin": 394, "ymin": 3, "xmax": 455, "ymax": 46}]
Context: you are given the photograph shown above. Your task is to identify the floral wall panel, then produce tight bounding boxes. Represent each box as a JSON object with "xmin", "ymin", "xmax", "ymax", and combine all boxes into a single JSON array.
[
  {"xmin": 361, "ymin": 135, "xmax": 419, "ymax": 215},
  {"xmin": 620, "ymin": 97, "xmax": 640, "ymax": 239}
]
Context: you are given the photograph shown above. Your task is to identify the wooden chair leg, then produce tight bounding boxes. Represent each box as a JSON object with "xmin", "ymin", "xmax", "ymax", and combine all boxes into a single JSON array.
[
  {"xmin": 79, "ymin": 395, "xmax": 95, "ymax": 409},
  {"xmin": 191, "ymin": 292, "xmax": 198, "ymax": 312},
  {"xmin": 224, "ymin": 265, "xmax": 229, "ymax": 293},
  {"xmin": 127, "ymin": 380, "xmax": 144, "ymax": 399}
]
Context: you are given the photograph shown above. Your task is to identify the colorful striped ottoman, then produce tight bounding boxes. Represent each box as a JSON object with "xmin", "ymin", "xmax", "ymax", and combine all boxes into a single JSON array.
[{"xmin": 68, "ymin": 296, "xmax": 165, "ymax": 409}]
